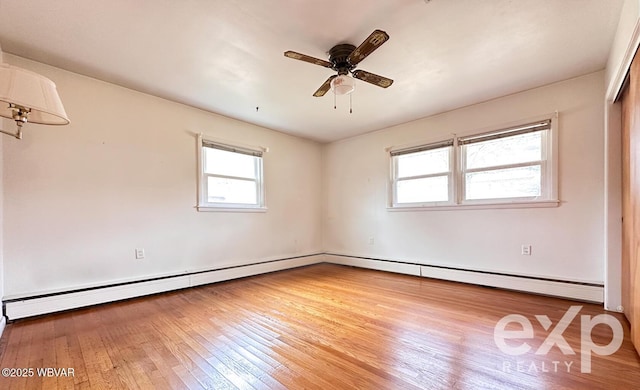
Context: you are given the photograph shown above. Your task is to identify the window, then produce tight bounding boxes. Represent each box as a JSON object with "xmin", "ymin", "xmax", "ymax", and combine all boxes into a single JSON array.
[
  {"xmin": 460, "ymin": 121, "xmax": 550, "ymax": 202},
  {"xmin": 198, "ymin": 136, "xmax": 265, "ymax": 211},
  {"xmin": 391, "ymin": 140, "xmax": 453, "ymax": 206},
  {"xmin": 389, "ymin": 117, "xmax": 558, "ymax": 209}
]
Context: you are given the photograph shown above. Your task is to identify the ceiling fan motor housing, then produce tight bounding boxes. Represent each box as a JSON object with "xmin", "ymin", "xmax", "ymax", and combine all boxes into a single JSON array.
[{"xmin": 329, "ymin": 44, "xmax": 357, "ymax": 75}]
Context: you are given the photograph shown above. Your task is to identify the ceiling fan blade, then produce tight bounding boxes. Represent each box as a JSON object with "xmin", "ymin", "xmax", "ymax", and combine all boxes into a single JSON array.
[
  {"xmin": 347, "ymin": 29, "xmax": 389, "ymax": 66},
  {"xmin": 352, "ymin": 70, "xmax": 393, "ymax": 88},
  {"xmin": 284, "ymin": 51, "xmax": 333, "ymax": 68},
  {"xmin": 313, "ymin": 75, "xmax": 338, "ymax": 97}
]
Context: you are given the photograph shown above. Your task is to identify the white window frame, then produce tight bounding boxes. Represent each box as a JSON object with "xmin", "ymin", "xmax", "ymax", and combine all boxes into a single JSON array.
[
  {"xmin": 388, "ymin": 113, "xmax": 559, "ymax": 211},
  {"xmin": 197, "ymin": 134, "xmax": 267, "ymax": 212},
  {"xmin": 390, "ymin": 139, "xmax": 455, "ymax": 208}
]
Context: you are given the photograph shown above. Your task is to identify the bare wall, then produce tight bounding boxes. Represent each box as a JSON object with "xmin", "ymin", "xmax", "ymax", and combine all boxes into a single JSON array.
[
  {"xmin": 323, "ymin": 71, "xmax": 606, "ymax": 284},
  {"xmin": 2, "ymin": 54, "xmax": 323, "ymax": 298}
]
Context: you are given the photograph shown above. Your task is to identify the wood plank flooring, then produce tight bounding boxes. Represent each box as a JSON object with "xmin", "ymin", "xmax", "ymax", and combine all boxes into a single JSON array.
[{"xmin": 0, "ymin": 263, "xmax": 638, "ymax": 389}]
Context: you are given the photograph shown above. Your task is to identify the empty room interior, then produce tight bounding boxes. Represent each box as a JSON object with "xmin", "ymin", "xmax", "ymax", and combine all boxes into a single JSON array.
[{"xmin": 1, "ymin": 0, "xmax": 640, "ymax": 389}]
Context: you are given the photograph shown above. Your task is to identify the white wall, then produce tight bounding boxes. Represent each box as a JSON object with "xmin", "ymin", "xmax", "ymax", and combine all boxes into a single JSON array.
[
  {"xmin": 323, "ymin": 71, "xmax": 606, "ymax": 284},
  {"xmin": 2, "ymin": 54, "xmax": 323, "ymax": 298}
]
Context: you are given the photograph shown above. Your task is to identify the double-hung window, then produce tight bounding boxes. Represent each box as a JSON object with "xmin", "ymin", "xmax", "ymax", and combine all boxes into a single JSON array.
[
  {"xmin": 391, "ymin": 140, "xmax": 454, "ymax": 206},
  {"xmin": 389, "ymin": 117, "xmax": 557, "ymax": 209},
  {"xmin": 460, "ymin": 120, "xmax": 551, "ymax": 202},
  {"xmin": 198, "ymin": 136, "xmax": 265, "ymax": 211}
]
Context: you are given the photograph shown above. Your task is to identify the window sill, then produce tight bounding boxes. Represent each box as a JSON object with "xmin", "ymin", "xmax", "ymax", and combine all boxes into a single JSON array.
[
  {"xmin": 197, "ymin": 205, "xmax": 268, "ymax": 213},
  {"xmin": 388, "ymin": 199, "xmax": 560, "ymax": 212}
]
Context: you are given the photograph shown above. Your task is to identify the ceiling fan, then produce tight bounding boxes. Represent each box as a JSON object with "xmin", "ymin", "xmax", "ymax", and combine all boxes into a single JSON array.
[{"xmin": 284, "ymin": 29, "xmax": 393, "ymax": 97}]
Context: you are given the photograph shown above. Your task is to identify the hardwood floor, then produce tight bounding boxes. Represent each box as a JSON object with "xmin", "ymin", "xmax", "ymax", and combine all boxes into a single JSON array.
[{"xmin": 0, "ymin": 263, "xmax": 638, "ymax": 389}]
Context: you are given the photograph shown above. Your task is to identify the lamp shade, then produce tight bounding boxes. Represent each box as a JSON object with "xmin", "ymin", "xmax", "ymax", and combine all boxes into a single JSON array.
[
  {"xmin": 330, "ymin": 75, "xmax": 355, "ymax": 95},
  {"xmin": 0, "ymin": 63, "xmax": 69, "ymax": 125}
]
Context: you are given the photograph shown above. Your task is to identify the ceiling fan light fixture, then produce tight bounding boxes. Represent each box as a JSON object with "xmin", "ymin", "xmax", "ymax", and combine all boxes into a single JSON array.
[{"xmin": 330, "ymin": 75, "xmax": 355, "ymax": 95}]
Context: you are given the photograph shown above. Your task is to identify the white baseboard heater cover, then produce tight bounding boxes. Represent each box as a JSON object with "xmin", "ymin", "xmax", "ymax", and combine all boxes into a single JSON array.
[
  {"xmin": 5, "ymin": 255, "xmax": 323, "ymax": 320},
  {"xmin": 324, "ymin": 255, "xmax": 603, "ymax": 303},
  {"xmin": 4, "ymin": 254, "xmax": 604, "ymax": 320},
  {"xmin": 419, "ymin": 265, "xmax": 603, "ymax": 303},
  {"xmin": 324, "ymin": 254, "xmax": 421, "ymax": 276}
]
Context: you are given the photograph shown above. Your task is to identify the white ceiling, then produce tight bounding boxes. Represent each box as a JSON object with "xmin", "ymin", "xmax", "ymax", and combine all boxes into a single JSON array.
[{"xmin": 0, "ymin": 0, "xmax": 624, "ymax": 143}]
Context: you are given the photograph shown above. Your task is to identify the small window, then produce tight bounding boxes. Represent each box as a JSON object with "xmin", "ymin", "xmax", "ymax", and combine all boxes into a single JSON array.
[
  {"xmin": 391, "ymin": 140, "xmax": 453, "ymax": 206},
  {"xmin": 198, "ymin": 136, "xmax": 265, "ymax": 211}
]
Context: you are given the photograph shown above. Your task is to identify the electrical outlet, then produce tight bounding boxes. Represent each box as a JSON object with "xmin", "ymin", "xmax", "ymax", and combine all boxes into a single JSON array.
[
  {"xmin": 135, "ymin": 248, "xmax": 145, "ymax": 259},
  {"xmin": 521, "ymin": 245, "xmax": 531, "ymax": 256}
]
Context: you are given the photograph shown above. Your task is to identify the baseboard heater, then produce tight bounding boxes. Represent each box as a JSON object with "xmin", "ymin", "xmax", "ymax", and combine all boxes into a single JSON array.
[
  {"xmin": 4, "ymin": 253, "xmax": 604, "ymax": 320},
  {"xmin": 324, "ymin": 254, "xmax": 604, "ymax": 303},
  {"xmin": 4, "ymin": 254, "xmax": 324, "ymax": 320}
]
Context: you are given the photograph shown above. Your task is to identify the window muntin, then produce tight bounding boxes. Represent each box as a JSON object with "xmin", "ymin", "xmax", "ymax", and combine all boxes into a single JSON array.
[
  {"xmin": 389, "ymin": 118, "xmax": 555, "ymax": 209},
  {"xmin": 199, "ymin": 138, "xmax": 264, "ymax": 209}
]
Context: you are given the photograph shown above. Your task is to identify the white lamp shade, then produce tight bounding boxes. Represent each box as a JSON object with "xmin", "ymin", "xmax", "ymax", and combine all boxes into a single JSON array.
[
  {"xmin": 0, "ymin": 63, "xmax": 69, "ymax": 125},
  {"xmin": 330, "ymin": 75, "xmax": 355, "ymax": 95}
]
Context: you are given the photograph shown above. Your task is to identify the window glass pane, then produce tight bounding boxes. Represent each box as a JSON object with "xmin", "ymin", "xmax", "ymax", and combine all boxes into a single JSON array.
[
  {"xmin": 396, "ymin": 147, "xmax": 450, "ymax": 178},
  {"xmin": 465, "ymin": 132, "xmax": 542, "ymax": 170},
  {"xmin": 465, "ymin": 165, "xmax": 541, "ymax": 200},
  {"xmin": 204, "ymin": 147, "xmax": 256, "ymax": 179},
  {"xmin": 207, "ymin": 177, "xmax": 257, "ymax": 204},
  {"xmin": 396, "ymin": 176, "xmax": 449, "ymax": 203}
]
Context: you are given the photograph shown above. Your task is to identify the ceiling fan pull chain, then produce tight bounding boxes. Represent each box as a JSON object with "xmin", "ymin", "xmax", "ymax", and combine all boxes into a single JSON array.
[
  {"xmin": 334, "ymin": 92, "xmax": 337, "ymax": 110},
  {"xmin": 350, "ymin": 94, "xmax": 353, "ymax": 114}
]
